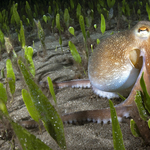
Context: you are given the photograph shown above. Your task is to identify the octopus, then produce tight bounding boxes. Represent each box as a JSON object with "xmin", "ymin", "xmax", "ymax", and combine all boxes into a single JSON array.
[{"xmin": 21, "ymin": 21, "xmax": 150, "ymax": 143}]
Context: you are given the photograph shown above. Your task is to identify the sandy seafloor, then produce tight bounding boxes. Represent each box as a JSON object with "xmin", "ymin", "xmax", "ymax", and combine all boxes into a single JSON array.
[{"xmin": 0, "ymin": 23, "xmax": 150, "ymax": 150}]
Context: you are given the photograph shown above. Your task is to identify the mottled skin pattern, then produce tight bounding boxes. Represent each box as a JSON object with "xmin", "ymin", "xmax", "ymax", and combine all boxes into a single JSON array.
[
  {"xmin": 20, "ymin": 22, "xmax": 150, "ymax": 142},
  {"xmin": 89, "ymin": 29, "xmax": 139, "ymax": 92}
]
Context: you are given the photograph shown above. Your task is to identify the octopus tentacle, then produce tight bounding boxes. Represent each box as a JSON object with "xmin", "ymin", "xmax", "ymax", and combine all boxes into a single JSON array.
[
  {"xmin": 61, "ymin": 106, "xmax": 132, "ymax": 125},
  {"xmin": 20, "ymin": 120, "xmax": 39, "ymax": 129},
  {"xmin": 39, "ymin": 79, "xmax": 91, "ymax": 89}
]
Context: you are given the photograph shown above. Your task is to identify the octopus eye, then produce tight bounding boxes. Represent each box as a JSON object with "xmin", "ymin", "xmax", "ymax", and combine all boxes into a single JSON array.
[
  {"xmin": 138, "ymin": 27, "xmax": 149, "ymax": 32},
  {"xmin": 136, "ymin": 26, "xmax": 149, "ymax": 38}
]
